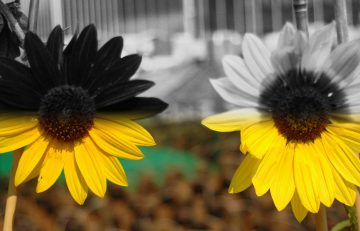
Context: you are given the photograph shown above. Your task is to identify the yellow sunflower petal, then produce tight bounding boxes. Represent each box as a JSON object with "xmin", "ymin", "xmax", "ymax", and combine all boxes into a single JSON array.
[
  {"xmin": 252, "ymin": 135, "xmax": 286, "ymax": 196},
  {"xmin": 94, "ymin": 152, "xmax": 128, "ymax": 186},
  {"xmin": 89, "ymin": 128, "xmax": 144, "ymax": 160},
  {"xmin": 331, "ymin": 162, "xmax": 356, "ymax": 206},
  {"xmin": 95, "ymin": 116, "xmax": 155, "ymax": 146},
  {"xmin": 64, "ymin": 150, "xmax": 88, "ymax": 205},
  {"xmin": 74, "ymin": 137, "xmax": 107, "ymax": 197},
  {"xmin": 311, "ymin": 139, "xmax": 335, "ymax": 207},
  {"xmin": 322, "ymin": 132, "xmax": 360, "ymax": 186},
  {"xmin": 293, "ymin": 143, "xmax": 320, "ymax": 213},
  {"xmin": 229, "ymin": 155, "xmax": 261, "ymax": 193},
  {"xmin": 327, "ymin": 124, "xmax": 360, "ymax": 152},
  {"xmin": 201, "ymin": 109, "xmax": 266, "ymax": 132},
  {"xmin": 0, "ymin": 115, "xmax": 38, "ymax": 136},
  {"xmin": 36, "ymin": 141, "xmax": 65, "ymax": 193},
  {"xmin": 240, "ymin": 141, "xmax": 249, "ymax": 154},
  {"xmin": 270, "ymin": 143, "xmax": 295, "ymax": 211},
  {"xmin": 15, "ymin": 137, "xmax": 49, "ymax": 186},
  {"xmin": 291, "ymin": 190, "xmax": 308, "ymax": 222},
  {"xmin": 242, "ymin": 120, "xmax": 277, "ymax": 159},
  {"xmin": 0, "ymin": 126, "xmax": 41, "ymax": 153}
]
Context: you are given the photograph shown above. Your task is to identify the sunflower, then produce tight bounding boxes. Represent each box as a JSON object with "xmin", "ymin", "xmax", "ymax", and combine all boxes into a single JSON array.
[
  {"xmin": 0, "ymin": 25, "xmax": 167, "ymax": 204},
  {"xmin": 202, "ymin": 22, "xmax": 360, "ymax": 222}
]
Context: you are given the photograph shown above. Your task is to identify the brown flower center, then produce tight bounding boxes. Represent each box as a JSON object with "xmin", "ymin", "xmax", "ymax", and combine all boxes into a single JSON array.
[
  {"xmin": 39, "ymin": 86, "xmax": 95, "ymax": 142},
  {"xmin": 259, "ymin": 69, "xmax": 346, "ymax": 143}
]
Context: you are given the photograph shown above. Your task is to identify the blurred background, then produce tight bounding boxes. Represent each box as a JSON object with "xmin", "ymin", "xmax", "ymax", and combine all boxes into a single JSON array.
[{"xmin": 1, "ymin": 0, "xmax": 360, "ymax": 230}]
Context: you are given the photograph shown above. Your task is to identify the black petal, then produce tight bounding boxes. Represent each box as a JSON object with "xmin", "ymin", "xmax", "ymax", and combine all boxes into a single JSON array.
[
  {"xmin": 98, "ymin": 97, "xmax": 168, "ymax": 118},
  {"xmin": 68, "ymin": 25, "xmax": 97, "ymax": 85},
  {"xmin": 0, "ymin": 58, "xmax": 42, "ymax": 109},
  {"xmin": 0, "ymin": 58, "xmax": 44, "ymax": 94},
  {"xmin": 86, "ymin": 54, "xmax": 142, "ymax": 94},
  {"xmin": 82, "ymin": 37, "xmax": 123, "ymax": 90},
  {"xmin": 25, "ymin": 31, "xmax": 61, "ymax": 90},
  {"xmin": 62, "ymin": 32, "xmax": 77, "ymax": 84},
  {"xmin": 63, "ymin": 32, "xmax": 77, "ymax": 57},
  {"xmin": 95, "ymin": 80, "xmax": 154, "ymax": 108},
  {"xmin": 0, "ymin": 85, "xmax": 40, "ymax": 110},
  {"xmin": 0, "ymin": 18, "xmax": 20, "ymax": 59},
  {"xmin": 0, "ymin": 100, "xmax": 12, "ymax": 111},
  {"xmin": 96, "ymin": 36, "xmax": 123, "ymax": 64},
  {"xmin": 46, "ymin": 25, "xmax": 64, "ymax": 67}
]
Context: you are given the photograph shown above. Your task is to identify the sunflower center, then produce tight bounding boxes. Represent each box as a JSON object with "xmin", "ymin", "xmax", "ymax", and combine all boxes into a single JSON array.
[
  {"xmin": 259, "ymin": 69, "xmax": 345, "ymax": 143},
  {"xmin": 39, "ymin": 86, "xmax": 95, "ymax": 142}
]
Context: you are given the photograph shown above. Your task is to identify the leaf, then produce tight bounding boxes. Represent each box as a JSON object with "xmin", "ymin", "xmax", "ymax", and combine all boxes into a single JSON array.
[
  {"xmin": 330, "ymin": 220, "xmax": 351, "ymax": 231},
  {"xmin": 6, "ymin": 2, "xmax": 28, "ymax": 31},
  {"xmin": 0, "ymin": 18, "xmax": 20, "ymax": 59}
]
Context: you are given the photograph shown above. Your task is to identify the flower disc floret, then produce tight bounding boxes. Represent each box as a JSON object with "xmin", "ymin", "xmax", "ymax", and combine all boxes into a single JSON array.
[
  {"xmin": 259, "ymin": 69, "xmax": 346, "ymax": 142},
  {"xmin": 39, "ymin": 86, "xmax": 95, "ymax": 142}
]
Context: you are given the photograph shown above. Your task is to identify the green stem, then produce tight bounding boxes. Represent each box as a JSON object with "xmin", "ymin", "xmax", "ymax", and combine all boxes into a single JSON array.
[
  {"xmin": 292, "ymin": 0, "xmax": 309, "ymax": 37},
  {"xmin": 334, "ymin": 0, "xmax": 349, "ymax": 43},
  {"xmin": 315, "ymin": 205, "xmax": 328, "ymax": 231},
  {"xmin": 331, "ymin": 220, "xmax": 351, "ymax": 231},
  {"xmin": 3, "ymin": 150, "xmax": 22, "ymax": 231}
]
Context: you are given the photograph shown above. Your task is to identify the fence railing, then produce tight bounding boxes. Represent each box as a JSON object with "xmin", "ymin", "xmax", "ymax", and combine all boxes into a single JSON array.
[{"xmin": 19, "ymin": 0, "xmax": 360, "ymax": 41}]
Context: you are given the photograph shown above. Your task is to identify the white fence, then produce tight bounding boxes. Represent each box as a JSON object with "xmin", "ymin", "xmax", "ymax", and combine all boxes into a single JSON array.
[{"xmin": 19, "ymin": 0, "xmax": 360, "ymax": 40}]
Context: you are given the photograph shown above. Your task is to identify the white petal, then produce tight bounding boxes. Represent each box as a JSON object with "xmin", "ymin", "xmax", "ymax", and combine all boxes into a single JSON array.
[
  {"xmin": 302, "ymin": 23, "xmax": 335, "ymax": 72},
  {"xmin": 242, "ymin": 34, "xmax": 274, "ymax": 82},
  {"xmin": 222, "ymin": 55, "xmax": 262, "ymax": 92},
  {"xmin": 210, "ymin": 78, "xmax": 260, "ymax": 108},
  {"xmin": 293, "ymin": 32, "xmax": 307, "ymax": 58},
  {"xmin": 344, "ymin": 105, "xmax": 360, "ymax": 114},
  {"xmin": 341, "ymin": 81, "xmax": 360, "ymax": 97},
  {"xmin": 344, "ymin": 91, "xmax": 360, "ymax": 106},
  {"xmin": 271, "ymin": 31, "xmax": 306, "ymax": 74},
  {"xmin": 323, "ymin": 39, "xmax": 360, "ymax": 87},
  {"xmin": 271, "ymin": 47, "xmax": 298, "ymax": 74},
  {"xmin": 277, "ymin": 22, "xmax": 296, "ymax": 49}
]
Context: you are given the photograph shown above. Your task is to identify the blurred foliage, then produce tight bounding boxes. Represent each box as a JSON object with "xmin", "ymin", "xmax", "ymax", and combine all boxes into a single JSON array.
[{"xmin": 0, "ymin": 1, "xmax": 27, "ymax": 59}]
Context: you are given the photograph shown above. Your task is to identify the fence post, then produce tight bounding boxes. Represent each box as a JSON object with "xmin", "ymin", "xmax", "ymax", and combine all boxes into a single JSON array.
[{"xmin": 182, "ymin": 0, "xmax": 200, "ymax": 38}]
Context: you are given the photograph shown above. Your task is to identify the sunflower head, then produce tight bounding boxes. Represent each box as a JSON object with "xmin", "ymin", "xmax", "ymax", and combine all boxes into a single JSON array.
[
  {"xmin": 0, "ymin": 24, "xmax": 167, "ymax": 204},
  {"xmin": 202, "ymin": 22, "xmax": 360, "ymax": 222}
]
